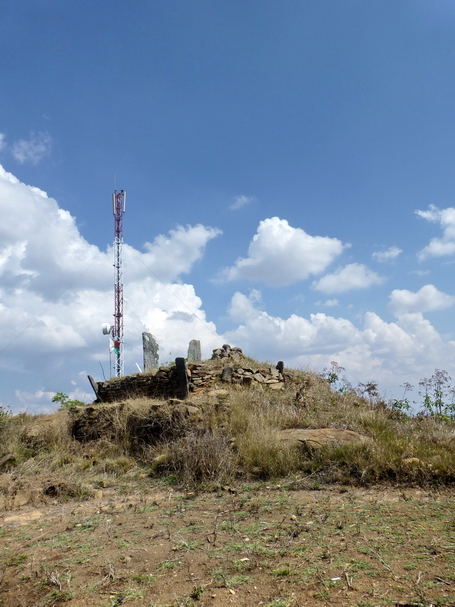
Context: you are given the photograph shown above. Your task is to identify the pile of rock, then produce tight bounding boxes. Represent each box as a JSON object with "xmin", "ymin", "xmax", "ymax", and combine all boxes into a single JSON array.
[
  {"xmin": 211, "ymin": 344, "xmax": 244, "ymax": 360},
  {"xmin": 221, "ymin": 365, "xmax": 285, "ymax": 389}
]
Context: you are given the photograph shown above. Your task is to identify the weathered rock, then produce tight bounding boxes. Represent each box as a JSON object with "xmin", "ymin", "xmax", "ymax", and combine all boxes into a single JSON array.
[
  {"xmin": 0, "ymin": 454, "xmax": 15, "ymax": 470},
  {"xmin": 87, "ymin": 375, "xmax": 99, "ymax": 399},
  {"xmin": 13, "ymin": 490, "xmax": 33, "ymax": 507},
  {"xmin": 276, "ymin": 428, "xmax": 370, "ymax": 451},
  {"xmin": 143, "ymin": 332, "xmax": 159, "ymax": 371},
  {"xmin": 187, "ymin": 339, "xmax": 202, "ymax": 363},
  {"xmin": 221, "ymin": 366, "xmax": 233, "ymax": 383},
  {"xmin": 211, "ymin": 344, "xmax": 244, "ymax": 360},
  {"xmin": 175, "ymin": 357, "xmax": 189, "ymax": 399}
]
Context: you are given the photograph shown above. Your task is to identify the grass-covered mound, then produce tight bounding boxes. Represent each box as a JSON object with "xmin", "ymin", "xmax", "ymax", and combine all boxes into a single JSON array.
[{"xmin": 1, "ymin": 359, "xmax": 455, "ymax": 495}]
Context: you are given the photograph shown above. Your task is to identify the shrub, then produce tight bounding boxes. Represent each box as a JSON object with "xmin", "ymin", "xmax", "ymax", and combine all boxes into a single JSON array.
[
  {"xmin": 52, "ymin": 392, "xmax": 85, "ymax": 411},
  {"xmin": 163, "ymin": 430, "xmax": 236, "ymax": 487}
]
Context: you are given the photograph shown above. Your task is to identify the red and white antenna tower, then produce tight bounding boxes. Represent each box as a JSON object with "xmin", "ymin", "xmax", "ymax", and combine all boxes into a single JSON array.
[{"xmin": 112, "ymin": 190, "xmax": 126, "ymax": 377}]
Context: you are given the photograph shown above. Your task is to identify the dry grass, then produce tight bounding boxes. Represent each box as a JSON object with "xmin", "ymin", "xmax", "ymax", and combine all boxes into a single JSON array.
[{"xmin": 2, "ymin": 363, "xmax": 455, "ymax": 493}]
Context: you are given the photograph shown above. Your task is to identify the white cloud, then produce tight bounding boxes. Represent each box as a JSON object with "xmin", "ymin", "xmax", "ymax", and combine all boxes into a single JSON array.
[
  {"xmin": 15, "ymin": 390, "xmax": 59, "ymax": 414},
  {"xmin": 139, "ymin": 224, "xmax": 221, "ymax": 282},
  {"xmin": 411, "ymin": 269, "xmax": 430, "ymax": 276},
  {"xmin": 221, "ymin": 217, "xmax": 347, "ymax": 287},
  {"xmin": 5, "ymin": 164, "xmax": 455, "ymax": 413},
  {"xmin": 0, "ymin": 164, "xmax": 221, "ymax": 412},
  {"xmin": 0, "ymin": 133, "xmax": 6, "ymax": 151},
  {"xmin": 313, "ymin": 263, "xmax": 384, "ymax": 294},
  {"xmin": 12, "ymin": 131, "xmax": 52, "ymax": 164},
  {"xmin": 416, "ymin": 205, "xmax": 455, "ymax": 260},
  {"xmin": 388, "ymin": 284, "xmax": 455, "ymax": 317},
  {"xmin": 372, "ymin": 246, "xmax": 402, "ymax": 262},
  {"xmin": 319, "ymin": 299, "xmax": 339, "ymax": 307},
  {"xmin": 224, "ymin": 290, "xmax": 455, "ymax": 399},
  {"xmin": 229, "ymin": 195, "xmax": 254, "ymax": 210}
]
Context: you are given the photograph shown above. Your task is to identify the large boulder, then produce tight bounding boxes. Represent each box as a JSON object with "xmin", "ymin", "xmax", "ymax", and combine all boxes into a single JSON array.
[{"xmin": 276, "ymin": 428, "xmax": 370, "ymax": 451}]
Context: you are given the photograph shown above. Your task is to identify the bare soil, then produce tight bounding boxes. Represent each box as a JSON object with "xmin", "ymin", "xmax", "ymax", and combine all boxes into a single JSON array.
[{"xmin": 1, "ymin": 474, "xmax": 455, "ymax": 607}]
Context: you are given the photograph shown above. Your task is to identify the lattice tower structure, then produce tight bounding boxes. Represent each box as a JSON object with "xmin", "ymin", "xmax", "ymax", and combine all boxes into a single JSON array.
[{"xmin": 112, "ymin": 190, "xmax": 126, "ymax": 377}]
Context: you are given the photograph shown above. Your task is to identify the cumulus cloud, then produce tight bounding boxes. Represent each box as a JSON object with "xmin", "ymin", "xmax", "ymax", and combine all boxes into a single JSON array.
[
  {"xmin": 229, "ymin": 195, "xmax": 254, "ymax": 210},
  {"xmin": 12, "ymin": 131, "xmax": 52, "ymax": 164},
  {"xmin": 372, "ymin": 246, "xmax": 402, "ymax": 262},
  {"xmin": 416, "ymin": 205, "xmax": 455, "ymax": 260},
  {"xmin": 312, "ymin": 263, "xmax": 384, "ymax": 294},
  {"xmin": 388, "ymin": 284, "xmax": 455, "ymax": 317},
  {"xmin": 221, "ymin": 217, "xmax": 347, "ymax": 287},
  {"xmin": 224, "ymin": 290, "xmax": 455, "ymax": 398},
  {"xmin": 0, "ymin": 165, "xmax": 221, "ymax": 412},
  {"xmin": 139, "ymin": 224, "xmax": 221, "ymax": 282}
]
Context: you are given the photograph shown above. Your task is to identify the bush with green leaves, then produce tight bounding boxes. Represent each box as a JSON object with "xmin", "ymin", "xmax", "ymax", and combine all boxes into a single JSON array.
[{"xmin": 52, "ymin": 392, "xmax": 85, "ymax": 411}]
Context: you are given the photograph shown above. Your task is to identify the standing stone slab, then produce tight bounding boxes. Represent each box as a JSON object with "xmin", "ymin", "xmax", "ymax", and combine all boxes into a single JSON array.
[
  {"xmin": 221, "ymin": 366, "xmax": 233, "ymax": 383},
  {"xmin": 187, "ymin": 339, "xmax": 201, "ymax": 363},
  {"xmin": 87, "ymin": 375, "xmax": 99, "ymax": 399},
  {"xmin": 175, "ymin": 357, "xmax": 189, "ymax": 399},
  {"xmin": 143, "ymin": 332, "xmax": 159, "ymax": 371}
]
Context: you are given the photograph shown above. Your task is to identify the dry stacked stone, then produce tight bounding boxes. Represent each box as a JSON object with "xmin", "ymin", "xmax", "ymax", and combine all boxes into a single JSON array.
[
  {"xmin": 187, "ymin": 364, "xmax": 219, "ymax": 393},
  {"xmin": 222, "ymin": 365, "xmax": 284, "ymax": 388},
  {"xmin": 211, "ymin": 344, "xmax": 244, "ymax": 360},
  {"xmin": 91, "ymin": 351, "xmax": 287, "ymax": 403},
  {"xmin": 95, "ymin": 365, "xmax": 183, "ymax": 403}
]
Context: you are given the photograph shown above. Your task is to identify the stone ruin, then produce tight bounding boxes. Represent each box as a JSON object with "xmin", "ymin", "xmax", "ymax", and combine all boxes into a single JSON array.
[
  {"xmin": 211, "ymin": 344, "xmax": 244, "ymax": 360},
  {"xmin": 88, "ymin": 344, "xmax": 288, "ymax": 403}
]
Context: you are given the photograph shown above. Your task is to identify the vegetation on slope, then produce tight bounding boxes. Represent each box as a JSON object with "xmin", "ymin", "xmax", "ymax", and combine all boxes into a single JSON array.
[{"xmin": 1, "ymin": 360, "xmax": 455, "ymax": 495}]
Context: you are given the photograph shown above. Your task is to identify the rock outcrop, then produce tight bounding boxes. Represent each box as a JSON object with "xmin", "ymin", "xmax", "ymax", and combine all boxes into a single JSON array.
[{"xmin": 276, "ymin": 428, "xmax": 370, "ymax": 451}]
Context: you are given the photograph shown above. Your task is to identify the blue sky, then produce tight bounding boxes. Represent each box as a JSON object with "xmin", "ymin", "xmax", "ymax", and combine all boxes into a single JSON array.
[{"xmin": 2, "ymin": 0, "xmax": 455, "ymax": 412}]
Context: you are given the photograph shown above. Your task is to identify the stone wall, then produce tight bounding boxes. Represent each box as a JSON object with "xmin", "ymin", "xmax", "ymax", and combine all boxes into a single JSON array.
[
  {"xmin": 92, "ymin": 365, "xmax": 185, "ymax": 403},
  {"xmin": 89, "ymin": 360, "xmax": 286, "ymax": 403}
]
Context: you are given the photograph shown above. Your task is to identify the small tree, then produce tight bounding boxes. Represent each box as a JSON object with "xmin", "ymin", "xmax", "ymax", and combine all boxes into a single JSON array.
[{"xmin": 52, "ymin": 392, "xmax": 85, "ymax": 411}]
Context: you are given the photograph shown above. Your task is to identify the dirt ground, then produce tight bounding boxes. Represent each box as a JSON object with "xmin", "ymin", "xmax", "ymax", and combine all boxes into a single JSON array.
[{"xmin": 1, "ymin": 475, "xmax": 455, "ymax": 607}]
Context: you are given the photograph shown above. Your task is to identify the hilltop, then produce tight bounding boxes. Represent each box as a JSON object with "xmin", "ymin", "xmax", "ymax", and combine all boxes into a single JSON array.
[{"xmin": 1, "ymin": 358, "xmax": 455, "ymax": 605}]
